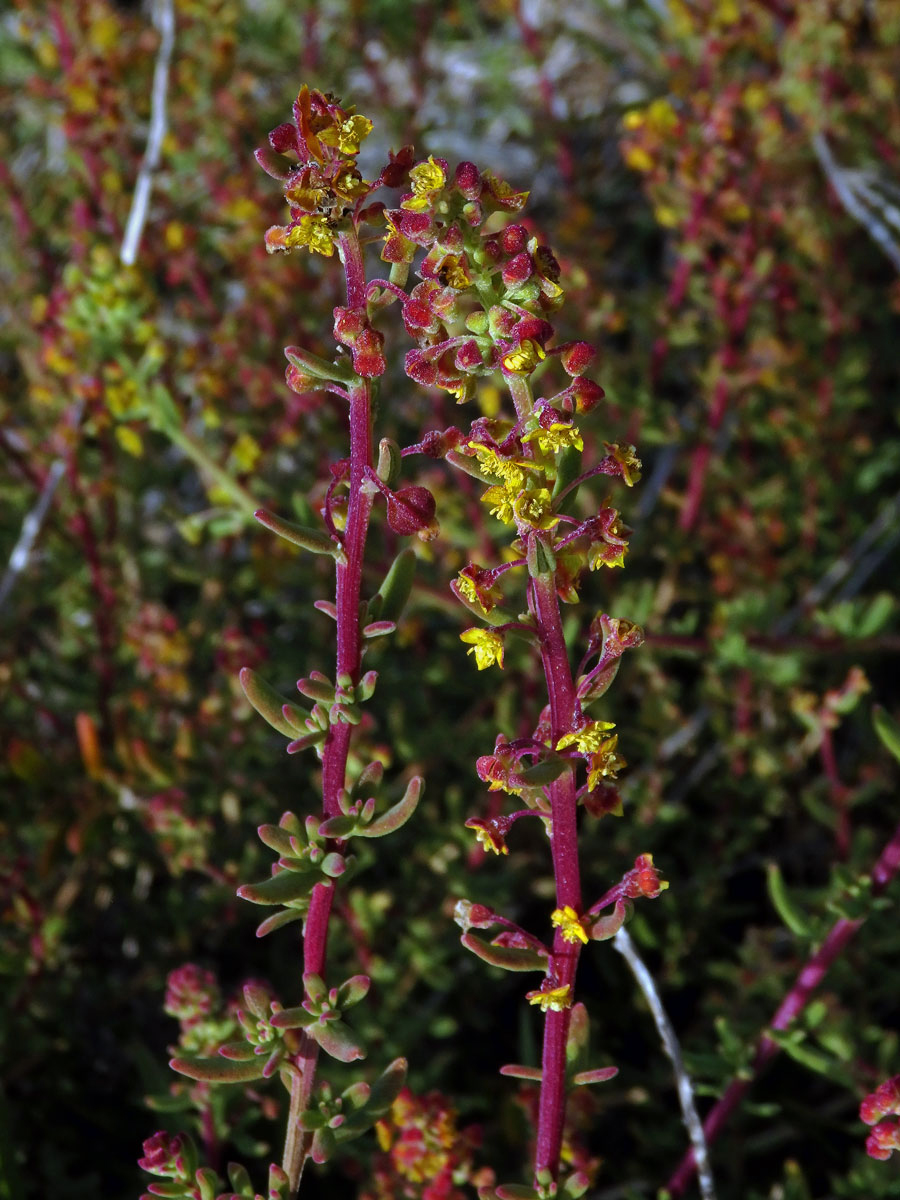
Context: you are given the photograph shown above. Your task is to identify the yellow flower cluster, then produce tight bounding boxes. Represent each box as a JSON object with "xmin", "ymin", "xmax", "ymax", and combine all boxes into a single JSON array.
[
  {"xmin": 501, "ymin": 339, "xmax": 546, "ymax": 375},
  {"xmin": 319, "ymin": 113, "xmax": 373, "ymax": 156},
  {"xmin": 524, "ymin": 420, "xmax": 583, "ymax": 456}
]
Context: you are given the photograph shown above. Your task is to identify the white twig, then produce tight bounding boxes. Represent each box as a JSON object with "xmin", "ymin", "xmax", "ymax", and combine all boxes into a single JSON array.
[
  {"xmin": 813, "ymin": 132, "xmax": 900, "ymax": 273},
  {"xmin": 613, "ymin": 926, "xmax": 716, "ymax": 1200},
  {"xmin": 120, "ymin": 0, "xmax": 176, "ymax": 266},
  {"xmin": 0, "ymin": 459, "xmax": 66, "ymax": 612}
]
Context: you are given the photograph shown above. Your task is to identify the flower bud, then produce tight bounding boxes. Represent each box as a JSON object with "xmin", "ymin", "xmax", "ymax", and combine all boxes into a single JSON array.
[
  {"xmin": 502, "ymin": 251, "xmax": 534, "ymax": 287},
  {"xmin": 500, "ymin": 224, "xmax": 528, "ymax": 255},
  {"xmin": 569, "ymin": 377, "xmax": 605, "ymax": 413},
  {"xmin": 454, "ymin": 161, "xmax": 482, "ymax": 199},
  {"xmin": 454, "ymin": 339, "xmax": 486, "ymax": 372}
]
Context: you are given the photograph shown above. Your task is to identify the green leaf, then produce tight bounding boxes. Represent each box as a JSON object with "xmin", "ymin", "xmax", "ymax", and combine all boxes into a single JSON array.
[
  {"xmin": 310, "ymin": 1126, "xmax": 337, "ymax": 1164},
  {"xmin": 552, "ymin": 444, "xmax": 583, "ymax": 513},
  {"xmin": 309, "ymin": 1019, "xmax": 366, "ymax": 1062},
  {"xmin": 337, "ymin": 974, "xmax": 371, "ymax": 1009},
  {"xmin": 284, "ymin": 343, "xmax": 355, "ymax": 384},
  {"xmin": 169, "ymin": 1054, "xmax": 264, "ymax": 1083},
  {"xmin": 270, "ymin": 1006, "xmax": 316, "ymax": 1030},
  {"xmin": 767, "ymin": 863, "xmax": 814, "ymax": 937},
  {"xmin": 255, "ymin": 908, "xmax": 305, "ymax": 938},
  {"xmin": 565, "ymin": 1002, "xmax": 589, "ymax": 1066},
  {"xmin": 237, "ymin": 869, "xmax": 315, "ymax": 906},
  {"xmin": 218, "ymin": 1041, "xmax": 258, "ymax": 1061},
  {"xmin": 572, "ymin": 1066, "xmax": 619, "ymax": 1085},
  {"xmin": 495, "ymin": 1186, "xmax": 540, "ymax": 1200},
  {"xmin": 254, "ymin": 508, "xmax": 345, "ymax": 560},
  {"xmin": 357, "ymin": 775, "xmax": 423, "ymax": 837},
  {"xmin": 372, "ymin": 548, "xmax": 416, "ymax": 623},
  {"xmin": 518, "ymin": 757, "xmax": 567, "ymax": 786},
  {"xmin": 239, "ymin": 669, "xmax": 298, "ymax": 738},
  {"xmin": 257, "ymin": 823, "xmax": 297, "ymax": 855},
  {"xmin": 367, "ymin": 1057, "xmax": 408, "ymax": 1115},
  {"xmin": 874, "ymin": 706, "xmax": 900, "ymax": 763},
  {"xmin": 226, "ymin": 1162, "xmax": 254, "ymax": 1194},
  {"xmin": 461, "ymin": 932, "xmax": 548, "ymax": 972},
  {"xmin": 499, "ymin": 1064, "xmax": 543, "ymax": 1081},
  {"xmin": 295, "ymin": 1109, "xmax": 327, "ymax": 1131},
  {"xmin": 318, "ymin": 815, "xmax": 359, "ymax": 839}
]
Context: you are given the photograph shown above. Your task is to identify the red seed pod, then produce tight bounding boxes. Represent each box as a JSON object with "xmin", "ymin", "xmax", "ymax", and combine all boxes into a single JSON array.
[
  {"xmin": 351, "ymin": 328, "xmax": 386, "ymax": 378},
  {"xmin": 569, "ymin": 377, "xmax": 605, "ymax": 413},
  {"xmin": 285, "ymin": 364, "xmax": 315, "ymax": 394},
  {"xmin": 386, "ymin": 486, "xmax": 438, "ymax": 539},
  {"xmin": 560, "ymin": 341, "xmax": 596, "ymax": 376},
  {"xmin": 500, "ymin": 223, "xmax": 528, "ymax": 255},
  {"xmin": 454, "ymin": 339, "xmax": 485, "ymax": 372},
  {"xmin": 333, "ymin": 305, "xmax": 367, "ymax": 346},
  {"xmin": 405, "ymin": 349, "xmax": 439, "ymax": 387},
  {"xmin": 396, "ymin": 209, "xmax": 434, "ymax": 243}
]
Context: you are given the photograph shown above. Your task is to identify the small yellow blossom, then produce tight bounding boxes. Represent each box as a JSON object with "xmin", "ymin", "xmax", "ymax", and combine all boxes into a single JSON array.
[
  {"xmin": 589, "ymin": 541, "xmax": 628, "ymax": 570},
  {"xmin": 556, "ymin": 720, "xmax": 616, "ymax": 755},
  {"xmin": 481, "ymin": 484, "xmax": 518, "ymax": 525},
  {"xmin": 284, "ymin": 214, "xmax": 336, "ymax": 256},
  {"xmin": 456, "ymin": 571, "xmax": 496, "ymax": 615},
  {"xmin": 468, "ymin": 822, "xmax": 508, "ymax": 855},
  {"xmin": 513, "ymin": 488, "xmax": 559, "ymax": 531},
  {"xmin": 623, "ymin": 110, "xmax": 645, "ymax": 131},
  {"xmin": 604, "ymin": 443, "xmax": 642, "ymax": 487},
  {"xmin": 526, "ymin": 983, "xmax": 573, "ymax": 1013},
  {"xmin": 524, "ymin": 421, "xmax": 583, "ymax": 455},
  {"xmin": 402, "ymin": 156, "xmax": 446, "ymax": 210},
  {"xmin": 502, "ymin": 339, "xmax": 546, "ymax": 375},
  {"xmin": 460, "ymin": 628, "xmax": 505, "ymax": 670},
  {"xmin": 551, "ymin": 906, "xmax": 589, "ymax": 945},
  {"xmin": 436, "ymin": 254, "xmax": 471, "ymax": 289},
  {"xmin": 319, "ymin": 113, "xmax": 373, "ymax": 156},
  {"xmin": 587, "ymin": 736, "xmax": 625, "ymax": 789},
  {"xmin": 468, "ymin": 442, "xmax": 536, "ymax": 489}
]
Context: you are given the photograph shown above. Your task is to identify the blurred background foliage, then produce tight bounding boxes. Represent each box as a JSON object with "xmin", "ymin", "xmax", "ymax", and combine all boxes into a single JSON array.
[{"xmin": 2, "ymin": 0, "xmax": 900, "ymax": 1196}]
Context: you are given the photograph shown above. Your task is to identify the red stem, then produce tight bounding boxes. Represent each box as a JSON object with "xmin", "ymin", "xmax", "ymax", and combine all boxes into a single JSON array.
[
  {"xmin": 282, "ymin": 228, "xmax": 373, "ymax": 1198},
  {"xmin": 666, "ymin": 818, "xmax": 900, "ymax": 1196},
  {"xmin": 530, "ymin": 555, "xmax": 584, "ymax": 1183}
]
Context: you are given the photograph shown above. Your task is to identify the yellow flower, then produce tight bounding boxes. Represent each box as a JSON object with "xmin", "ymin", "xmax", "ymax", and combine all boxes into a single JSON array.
[
  {"xmin": 513, "ymin": 488, "xmax": 559, "ymax": 531},
  {"xmin": 467, "ymin": 821, "xmax": 508, "ymax": 855},
  {"xmin": 402, "ymin": 156, "xmax": 446, "ymax": 210},
  {"xmin": 586, "ymin": 736, "xmax": 625, "ymax": 789},
  {"xmin": 624, "ymin": 145, "xmax": 654, "ymax": 173},
  {"xmin": 481, "ymin": 484, "xmax": 517, "ymax": 525},
  {"xmin": 436, "ymin": 254, "xmax": 471, "ymax": 289},
  {"xmin": 551, "ymin": 906, "xmax": 589, "ymax": 945},
  {"xmin": 319, "ymin": 113, "xmax": 373, "ymax": 156},
  {"xmin": 460, "ymin": 628, "xmax": 505, "ymax": 670},
  {"xmin": 604, "ymin": 443, "xmax": 642, "ymax": 487},
  {"xmin": 588, "ymin": 542, "xmax": 628, "ymax": 570},
  {"xmin": 556, "ymin": 720, "xmax": 616, "ymax": 755},
  {"xmin": 526, "ymin": 983, "xmax": 573, "ymax": 1013},
  {"xmin": 468, "ymin": 442, "xmax": 536, "ymax": 489},
  {"xmin": 502, "ymin": 339, "xmax": 546, "ymax": 375},
  {"xmin": 281, "ymin": 214, "xmax": 336, "ymax": 257},
  {"xmin": 524, "ymin": 421, "xmax": 583, "ymax": 455}
]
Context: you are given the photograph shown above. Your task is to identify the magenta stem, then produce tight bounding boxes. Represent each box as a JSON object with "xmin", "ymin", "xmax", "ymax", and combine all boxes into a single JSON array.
[
  {"xmin": 529, "ymin": 551, "xmax": 584, "ymax": 1183},
  {"xmin": 666, "ymin": 818, "xmax": 900, "ymax": 1196},
  {"xmin": 282, "ymin": 228, "xmax": 374, "ymax": 1199}
]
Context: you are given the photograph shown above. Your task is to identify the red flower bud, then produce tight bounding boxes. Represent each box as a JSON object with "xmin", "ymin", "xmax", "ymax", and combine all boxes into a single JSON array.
[
  {"xmin": 386, "ymin": 486, "xmax": 438, "ymax": 540},
  {"xmin": 351, "ymin": 328, "xmax": 386, "ymax": 378},
  {"xmin": 269, "ymin": 122, "xmax": 300, "ymax": 156},
  {"xmin": 502, "ymin": 251, "xmax": 534, "ymax": 287},
  {"xmin": 285, "ymin": 364, "xmax": 315, "ymax": 393},
  {"xmin": 454, "ymin": 161, "xmax": 482, "ymax": 198},
  {"xmin": 333, "ymin": 305, "xmax": 367, "ymax": 346},
  {"xmin": 500, "ymin": 224, "xmax": 528, "ymax": 255}
]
